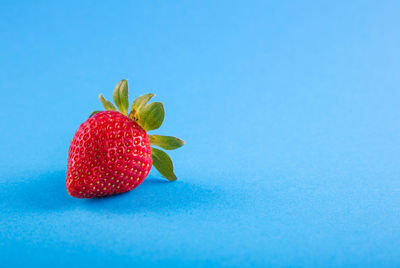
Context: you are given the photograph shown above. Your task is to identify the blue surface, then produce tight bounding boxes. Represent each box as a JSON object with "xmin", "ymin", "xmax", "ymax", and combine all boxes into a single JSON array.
[{"xmin": 1, "ymin": 1, "xmax": 400, "ymax": 267}]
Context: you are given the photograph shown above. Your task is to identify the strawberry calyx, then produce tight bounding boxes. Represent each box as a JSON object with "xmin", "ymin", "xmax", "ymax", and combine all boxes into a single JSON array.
[{"xmin": 91, "ymin": 79, "xmax": 184, "ymax": 181}]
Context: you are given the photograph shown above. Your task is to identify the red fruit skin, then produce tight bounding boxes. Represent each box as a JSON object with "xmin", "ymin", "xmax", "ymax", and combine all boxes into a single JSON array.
[{"xmin": 66, "ymin": 111, "xmax": 152, "ymax": 198}]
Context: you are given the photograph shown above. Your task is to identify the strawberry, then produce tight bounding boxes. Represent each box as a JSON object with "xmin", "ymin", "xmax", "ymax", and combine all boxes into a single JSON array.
[{"xmin": 66, "ymin": 80, "xmax": 184, "ymax": 198}]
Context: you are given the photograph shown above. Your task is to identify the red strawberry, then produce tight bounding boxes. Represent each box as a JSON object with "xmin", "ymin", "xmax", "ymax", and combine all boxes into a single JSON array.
[{"xmin": 66, "ymin": 80, "xmax": 184, "ymax": 198}]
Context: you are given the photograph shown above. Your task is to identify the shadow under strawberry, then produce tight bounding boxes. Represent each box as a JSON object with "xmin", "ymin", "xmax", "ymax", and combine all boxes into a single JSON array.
[
  {"xmin": 2, "ymin": 170, "xmax": 223, "ymax": 214},
  {"xmin": 79, "ymin": 176, "xmax": 222, "ymax": 215}
]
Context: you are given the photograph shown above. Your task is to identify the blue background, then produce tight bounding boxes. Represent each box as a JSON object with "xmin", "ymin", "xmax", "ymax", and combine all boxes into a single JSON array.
[{"xmin": 1, "ymin": 1, "xmax": 400, "ymax": 267}]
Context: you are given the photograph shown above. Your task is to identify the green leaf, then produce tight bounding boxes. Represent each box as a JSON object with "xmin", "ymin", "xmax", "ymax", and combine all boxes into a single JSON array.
[
  {"xmin": 89, "ymin": 111, "xmax": 102, "ymax": 118},
  {"xmin": 151, "ymin": 147, "xmax": 177, "ymax": 181},
  {"xmin": 131, "ymin": 93, "xmax": 155, "ymax": 114},
  {"xmin": 99, "ymin": 94, "xmax": 117, "ymax": 111},
  {"xmin": 149, "ymin": 135, "xmax": 185, "ymax": 150},
  {"xmin": 139, "ymin": 102, "xmax": 165, "ymax": 131},
  {"xmin": 112, "ymin": 79, "xmax": 129, "ymax": 115}
]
